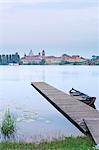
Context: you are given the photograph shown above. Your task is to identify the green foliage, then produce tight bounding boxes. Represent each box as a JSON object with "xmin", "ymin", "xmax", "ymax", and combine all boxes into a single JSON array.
[
  {"xmin": 96, "ymin": 62, "xmax": 99, "ymax": 65},
  {"xmin": 73, "ymin": 61, "xmax": 86, "ymax": 65},
  {"xmin": 59, "ymin": 61, "xmax": 72, "ymax": 65},
  {"xmin": 1, "ymin": 109, "xmax": 16, "ymax": 139},
  {"xmin": 39, "ymin": 59, "xmax": 46, "ymax": 65},
  {"xmin": 59, "ymin": 60, "xmax": 65, "ymax": 65}
]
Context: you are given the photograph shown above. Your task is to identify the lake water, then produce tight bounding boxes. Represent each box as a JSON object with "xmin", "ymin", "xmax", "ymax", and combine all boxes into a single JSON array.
[{"xmin": 0, "ymin": 65, "xmax": 99, "ymax": 142}]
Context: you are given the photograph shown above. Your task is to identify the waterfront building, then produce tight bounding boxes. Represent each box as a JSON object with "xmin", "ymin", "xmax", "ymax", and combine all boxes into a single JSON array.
[
  {"xmin": 21, "ymin": 55, "xmax": 42, "ymax": 64},
  {"xmin": 62, "ymin": 54, "xmax": 80, "ymax": 63},
  {"xmin": 21, "ymin": 50, "xmax": 85, "ymax": 65},
  {"xmin": 92, "ymin": 55, "xmax": 99, "ymax": 61},
  {"xmin": 80, "ymin": 57, "xmax": 86, "ymax": 62},
  {"xmin": 62, "ymin": 54, "xmax": 72, "ymax": 62},
  {"xmin": 21, "ymin": 50, "xmax": 43, "ymax": 64},
  {"xmin": 1, "ymin": 54, "xmax": 7, "ymax": 65},
  {"xmin": 12, "ymin": 52, "xmax": 20, "ymax": 64},
  {"xmin": 0, "ymin": 55, "xmax": 2, "ymax": 64},
  {"xmin": 92, "ymin": 55, "xmax": 99, "ymax": 60},
  {"xmin": 71, "ymin": 55, "xmax": 80, "ymax": 62},
  {"xmin": 21, "ymin": 50, "xmax": 63, "ymax": 65},
  {"xmin": 91, "ymin": 55, "xmax": 99, "ymax": 65},
  {"xmin": 8, "ymin": 54, "xmax": 12, "ymax": 63},
  {"xmin": 0, "ymin": 52, "xmax": 20, "ymax": 65},
  {"xmin": 45, "ymin": 56, "xmax": 62, "ymax": 64},
  {"xmin": 96, "ymin": 57, "xmax": 99, "ymax": 63}
]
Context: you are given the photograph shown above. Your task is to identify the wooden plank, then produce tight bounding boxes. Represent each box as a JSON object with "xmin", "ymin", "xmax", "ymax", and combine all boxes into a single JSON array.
[
  {"xmin": 84, "ymin": 119, "xmax": 99, "ymax": 145},
  {"xmin": 31, "ymin": 82, "xmax": 99, "ymax": 145}
]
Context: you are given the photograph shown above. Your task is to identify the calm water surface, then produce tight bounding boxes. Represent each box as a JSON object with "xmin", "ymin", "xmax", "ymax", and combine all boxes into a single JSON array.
[{"xmin": 0, "ymin": 65, "xmax": 99, "ymax": 142}]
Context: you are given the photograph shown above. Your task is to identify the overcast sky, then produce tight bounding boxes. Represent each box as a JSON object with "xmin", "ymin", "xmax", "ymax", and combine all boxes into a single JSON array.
[{"xmin": 0, "ymin": 0, "xmax": 99, "ymax": 57}]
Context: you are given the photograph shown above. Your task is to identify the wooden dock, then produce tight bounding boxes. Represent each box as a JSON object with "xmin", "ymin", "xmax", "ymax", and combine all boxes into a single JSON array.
[{"xmin": 31, "ymin": 82, "xmax": 99, "ymax": 145}]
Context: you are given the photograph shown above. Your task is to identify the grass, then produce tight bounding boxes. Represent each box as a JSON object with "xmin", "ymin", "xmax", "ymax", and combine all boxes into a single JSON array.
[{"xmin": 0, "ymin": 136, "xmax": 96, "ymax": 150}]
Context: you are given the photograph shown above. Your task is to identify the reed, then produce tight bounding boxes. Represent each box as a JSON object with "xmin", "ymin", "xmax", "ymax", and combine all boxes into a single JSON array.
[{"xmin": 1, "ymin": 109, "xmax": 16, "ymax": 139}]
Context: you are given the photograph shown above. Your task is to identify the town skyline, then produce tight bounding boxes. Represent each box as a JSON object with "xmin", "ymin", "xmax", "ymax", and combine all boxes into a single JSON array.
[
  {"xmin": 0, "ymin": 49, "xmax": 98, "ymax": 58},
  {"xmin": 0, "ymin": 49, "xmax": 99, "ymax": 65},
  {"xmin": 0, "ymin": 48, "xmax": 98, "ymax": 59}
]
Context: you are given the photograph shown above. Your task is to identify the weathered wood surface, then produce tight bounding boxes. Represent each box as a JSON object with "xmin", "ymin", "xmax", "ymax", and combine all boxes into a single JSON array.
[
  {"xmin": 31, "ymin": 82, "xmax": 99, "ymax": 145},
  {"xmin": 84, "ymin": 119, "xmax": 99, "ymax": 145}
]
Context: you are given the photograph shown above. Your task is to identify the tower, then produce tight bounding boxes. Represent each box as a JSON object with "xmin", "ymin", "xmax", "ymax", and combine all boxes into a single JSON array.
[
  {"xmin": 29, "ymin": 50, "xmax": 33, "ymax": 56},
  {"xmin": 42, "ymin": 50, "xmax": 45, "ymax": 59}
]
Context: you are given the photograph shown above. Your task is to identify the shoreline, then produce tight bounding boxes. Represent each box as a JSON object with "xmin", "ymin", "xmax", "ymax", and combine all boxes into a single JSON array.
[
  {"xmin": 0, "ymin": 64, "xmax": 99, "ymax": 66},
  {"xmin": 0, "ymin": 136, "xmax": 95, "ymax": 150}
]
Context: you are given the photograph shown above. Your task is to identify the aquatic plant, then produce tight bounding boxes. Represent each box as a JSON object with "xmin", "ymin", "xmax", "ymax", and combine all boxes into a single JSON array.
[{"xmin": 1, "ymin": 109, "xmax": 16, "ymax": 139}]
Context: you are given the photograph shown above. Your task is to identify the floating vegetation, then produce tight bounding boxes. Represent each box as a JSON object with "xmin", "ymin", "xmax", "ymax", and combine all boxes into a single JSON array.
[
  {"xmin": 1, "ymin": 109, "xmax": 16, "ymax": 140},
  {"xmin": 15, "ymin": 109, "xmax": 39, "ymax": 123}
]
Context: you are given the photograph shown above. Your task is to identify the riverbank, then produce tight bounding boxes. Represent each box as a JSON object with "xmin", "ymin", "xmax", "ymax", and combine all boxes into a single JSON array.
[{"xmin": 0, "ymin": 137, "xmax": 96, "ymax": 150}]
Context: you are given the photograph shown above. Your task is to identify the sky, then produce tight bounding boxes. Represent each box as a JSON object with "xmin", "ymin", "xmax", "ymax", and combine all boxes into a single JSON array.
[{"xmin": 0, "ymin": 0, "xmax": 99, "ymax": 58}]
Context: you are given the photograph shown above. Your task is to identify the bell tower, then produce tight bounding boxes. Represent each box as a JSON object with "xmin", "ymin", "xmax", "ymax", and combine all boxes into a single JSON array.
[{"xmin": 42, "ymin": 50, "xmax": 45, "ymax": 59}]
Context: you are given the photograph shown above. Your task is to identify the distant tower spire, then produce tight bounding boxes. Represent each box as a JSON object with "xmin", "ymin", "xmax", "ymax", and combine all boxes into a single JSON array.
[
  {"xmin": 38, "ymin": 52, "xmax": 41, "ymax": 56},
  {"xmin": 29, "ymin": 50, "xmax": 33, "ymax": 56},
  {"xmin": 42, "ymin": 50, "xmax": 45, "ymax": 59}
]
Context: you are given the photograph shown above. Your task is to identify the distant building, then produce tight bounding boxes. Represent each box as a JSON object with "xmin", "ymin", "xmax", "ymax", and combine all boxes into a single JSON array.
[
  {"xmin": 21, "ymin": 50, "xmax": 87, "ymax": 65},
  {"xmin": 92, "ymin": 55, "xmax": 99, "ymax": 61},
  {"xmin": 45, "ymin": 56, "xmax": 62, "ymax": 64},
  {"xmin": 21, "ymin": 50, "xmax": 44, "ymax": 64},
  {"xmin": 8, "ymin": 54, "xmax": 12, "ymax": 63},
  {"xmin": 21, "ymin": 55, "xmax": 42, "ymax": 64},
  {"xmin": 1, "ymin": 55, "xmax": 7, "ymax": 65},
  {"xmin": 91, "ymin": 55, "xmax": 99, "ymax": 65},
  {"xmin": 92, "ymin": 55, "xmax": 99, "ymax": 60},
  {"xmin": 11, "ymin": 52, "xmax": 20, "ymax": 64},
  {"xmin": 71, "ymin": 55, "xmax": 80, "ymax": 62},
  {"xmin": 80, "ymin": 57, "xmax": 87, "ymax": 62},
  {"xmin": 0, "ymin": 55, "xmax": 1, "ymax": 64},
  {"xmin": 0, "ymin": 52, "xmax": 20, "ymax": 65},
  {"xmin": 62, "ymin": 54, "xmax": 80, "ymax": 63},
  {"xmin": 21, "ymin": 49, "xmax": 64, "ymax": 65}
]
